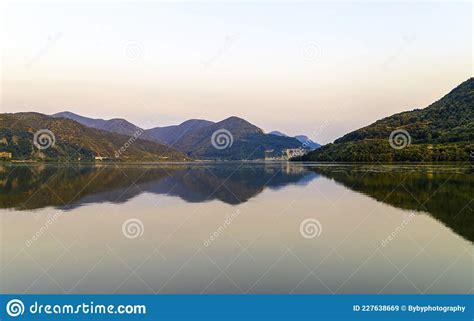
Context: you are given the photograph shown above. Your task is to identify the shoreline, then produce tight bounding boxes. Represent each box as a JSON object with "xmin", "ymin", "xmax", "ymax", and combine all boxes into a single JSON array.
[{"xmin": 1, "ymin": 160, "xmax": 472, "ymax": 166}]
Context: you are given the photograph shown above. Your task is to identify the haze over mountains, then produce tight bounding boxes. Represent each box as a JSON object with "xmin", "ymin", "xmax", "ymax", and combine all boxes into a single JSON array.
[{"xmin": 296, "ymin": 78, "xmax": 474, "ymax": 162}]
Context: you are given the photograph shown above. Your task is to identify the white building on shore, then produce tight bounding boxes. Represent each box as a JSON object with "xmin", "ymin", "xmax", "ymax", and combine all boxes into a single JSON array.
[{"xmin": 265, "ymin": 148, "xmax": 306, "ymax": 161}]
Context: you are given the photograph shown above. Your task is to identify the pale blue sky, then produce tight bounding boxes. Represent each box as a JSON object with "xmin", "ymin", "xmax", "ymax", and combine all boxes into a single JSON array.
[{"xmin": 2, "ymin": 2, "xmax": 472, "ymax": 143}]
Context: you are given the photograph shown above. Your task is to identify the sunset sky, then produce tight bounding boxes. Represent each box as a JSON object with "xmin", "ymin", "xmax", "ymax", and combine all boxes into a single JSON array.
[{"xmin": 2, "ymin": 2, "xmax": 471, "ymax": 144}]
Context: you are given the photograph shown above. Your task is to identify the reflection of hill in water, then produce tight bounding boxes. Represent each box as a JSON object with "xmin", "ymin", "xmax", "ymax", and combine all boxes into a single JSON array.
[
  {"xmin": 312, "ymin": 165, "xmax": 474, "ymax": 242},
  {"xmin": 0, "ymin": 163, "xmax": 318, "ymax": 210}
]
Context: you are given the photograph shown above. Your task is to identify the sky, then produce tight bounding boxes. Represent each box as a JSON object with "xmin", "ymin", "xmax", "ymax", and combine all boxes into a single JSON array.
[{"xmin": 1, "ymin": 1, "xmax": 472, "ymax": 144}]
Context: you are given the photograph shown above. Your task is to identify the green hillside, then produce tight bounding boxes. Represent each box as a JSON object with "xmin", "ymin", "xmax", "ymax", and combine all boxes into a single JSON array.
[
  {"xmin": 0, "ymin": 113, "xmax": 189, "ymax": 162},
  {"xmin": 296, "ymin": 78, "xmax": 474, "ymax": 162}
]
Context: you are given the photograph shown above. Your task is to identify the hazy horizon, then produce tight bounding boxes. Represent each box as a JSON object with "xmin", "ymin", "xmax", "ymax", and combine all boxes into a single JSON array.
[{"xmin": 2, "ymin": 2, "xmax": 472, "ymax": 144}]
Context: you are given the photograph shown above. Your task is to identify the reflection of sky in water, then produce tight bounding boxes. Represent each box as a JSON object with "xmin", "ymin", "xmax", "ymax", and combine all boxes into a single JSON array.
[{"xmin": 1, "ymin": 164, "xmax": 472, "ymax": 294}]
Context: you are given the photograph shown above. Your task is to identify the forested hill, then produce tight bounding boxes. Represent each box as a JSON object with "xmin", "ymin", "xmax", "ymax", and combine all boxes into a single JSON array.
[
  {"xmin": 295, "ymin": 78, "xmax": 473, "ymax": 162},
  {"xmin": 0, "ymin": 113, "xmax": 189, "ymax": 162}
]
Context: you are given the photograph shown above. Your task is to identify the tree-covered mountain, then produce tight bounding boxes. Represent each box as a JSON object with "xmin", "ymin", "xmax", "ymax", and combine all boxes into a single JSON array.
[
  {"xmin": 295, "ymin": 78, "xmax": 474, "ymax": 162},
  {"xmin": 146, "ymin": 119, "xmax": 214, "ymax": 146},
  {"xmin": 0, "ymin": 113, "xmax": 188, "ymax": 161},
  {"xmin": 53, "ymin": 111, "xmax": 157, "ymax": 142},
  {"xmin": 51, "ymin": 112, "xmax": 307, "ymax": 160},
  {"xmin": 170, "ymin": 116, "xmax": 302, "ymax": 160}
]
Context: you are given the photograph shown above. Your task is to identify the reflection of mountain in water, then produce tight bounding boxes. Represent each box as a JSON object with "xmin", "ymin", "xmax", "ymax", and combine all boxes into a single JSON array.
[
  {"xmin": 312, "ymin": 165, "xmax": 474, "ymax": 242},
  {"xmin": 0, "ymin": 163, "xmax": 318, "ymax": 210}
]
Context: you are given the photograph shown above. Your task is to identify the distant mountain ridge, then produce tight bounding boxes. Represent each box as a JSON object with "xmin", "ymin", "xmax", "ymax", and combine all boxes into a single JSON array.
[
  {"xmin": 171, "ymin": 116, "xmax": 302, "ymax": 160},
  {"xmin": 269, "ymin": 131, "xmax": 287, "ymax": 137},
  {"xmin": 51, "ymin": 112, "xmax": 310, "ymax": 160},
  {"xmin": 269, "ymin": 131, "xmax": 321, "ymax": 149},
  {"xmin": 296, "ymin": 78, "xmax": 474, "ymax": 162},
  {"xmin": 53, "ymin": 111, "xmax": 157, "ymax": 142}
]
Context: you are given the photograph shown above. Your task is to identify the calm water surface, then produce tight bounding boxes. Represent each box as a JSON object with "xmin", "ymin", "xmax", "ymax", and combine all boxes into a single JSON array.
[{"xmin": 1, "ymin": 162, "xmax": 472, "ymax": 294}]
